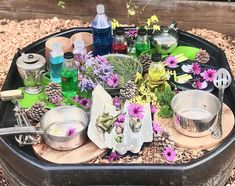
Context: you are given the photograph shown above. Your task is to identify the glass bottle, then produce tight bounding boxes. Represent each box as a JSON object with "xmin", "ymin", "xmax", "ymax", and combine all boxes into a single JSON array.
[
  {"xmin": 112, "ymin": 27, "xmax": 127, "ymax": 54},
  {"xmin": 128, "ymin": 40, "xmax": 136, "ymax": 57},
  {"xmin": 92, "ymin": 4, "xmax": 112, "ymax": 56},
  {"xmin": 135, "ymin": 28, "xmax": 151, "ymax": 57},
  {"xmin": 49, "ymin": 42, "xmax": 64, "ymax": 83},
  {"xmin": 148, "ymin": 53, "xmax": 166, "ymax": 88},
  {"xmin": 61, "ymin": 52, "xmax": 78, "ymax": 97},
  {"xmin": 73, "ymin": 40, "xmax": 87, "ymax": 63}
]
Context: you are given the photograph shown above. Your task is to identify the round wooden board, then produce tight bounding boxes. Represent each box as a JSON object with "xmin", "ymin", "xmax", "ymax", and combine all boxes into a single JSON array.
[
  {"xmin": 154, "ymin": 104, "xmax": 234, "ymax": 150},
  {"xmin": 33, "ymin": 140, "xmax": 108, "ymax": 164}
]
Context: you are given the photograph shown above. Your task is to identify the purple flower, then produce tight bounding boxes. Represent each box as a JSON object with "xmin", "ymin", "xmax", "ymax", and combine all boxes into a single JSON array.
[
  {"xmin": 80, "ymin": 66, "xmax": 86, "ymax": 72},
  {"xmin": 78, "ymin": 74, "xmax": 83, "ymax": 80},
  {"xmin": 96, "ymin": 55, "xmax": 109, "ymax": 64},
  {"xmin": 128, "ymin": 103, "xmax": 145, "ymax": 120},
  {"xmin": 51, "ymin": 95, "xmax": 63, "ymax": 106},
  {"xmin": 66, "ymin": 127, "xmax": 77, "ymax": 136},
  {"xmin": 190, "ymin": 63, "xmax": 201, "ymax": 75},
  {"xmin": 107, "ymin": 150, "xmax": 121, "ymax": 162},
  {"xmin": 165, "ymin": 56, "xmax": 178, "ymax": 68},
  {"xmin": 79, "ymin": 98, "xmax": 91, "ymax": 109},
  {"xmin": 115, "ymin": 113, "xmax": 125, "ymax": 126},
  {"xmin": 74, "ymin": 95, "xmax": 83, "ymax": 103},
  {"xmin": 107, "ymin": 74, "xmax": 119, "ymax": 88},
  {"xmin": 201, "ymin": 69, "xmax": 217, "ymax": 82},
  {"xmin": 125, "ymin": 29, "xmax": 137, "ymax": 38},
  {"xmin": 152, "ymin": 121, "xmax": 163, "ymax": 134},
  {"xmin": 163, "ymin": 147, "xmax": 177, "ymax": 162},
  {"xmin": 113, "ymin": 96, "xmax": 121, "ymax": 108},
  {"xmin": 193, "ymin": 79, "xmax": 203, "ymax": 89},
  {"xmin": 78, "ymin": 77, "xmax": 95, "ymax": 92},
  {"xmin": 150, "ymin": 104, "xmax": 157, "ymax": 113}
]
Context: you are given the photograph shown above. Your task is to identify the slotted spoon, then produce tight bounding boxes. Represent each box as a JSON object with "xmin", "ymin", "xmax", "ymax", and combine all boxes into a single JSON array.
[{"xmin": 212, "ymin": 68, "xmax": 232, "ymax": 139}]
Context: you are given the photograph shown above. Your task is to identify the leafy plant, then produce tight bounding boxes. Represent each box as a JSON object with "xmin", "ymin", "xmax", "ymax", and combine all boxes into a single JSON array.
[
  {"xmin": 155, "ymin": 86, "xmax": 175, "ymax": 118},
  {"xmin": 57, "ymin": 0, "xmax": 66, "ymax": 8}
]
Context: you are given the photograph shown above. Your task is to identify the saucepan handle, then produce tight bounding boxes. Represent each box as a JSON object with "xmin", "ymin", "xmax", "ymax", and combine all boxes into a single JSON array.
[{"xmin": 0, "ymin": 126, "xmax": 44, "ymax": 136}]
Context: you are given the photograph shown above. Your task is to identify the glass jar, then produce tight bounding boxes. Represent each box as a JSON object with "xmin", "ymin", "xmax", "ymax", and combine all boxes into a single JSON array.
[
  {"xmin": 148, "ymin": 53, "xmax": 166, "ymax": 87},
  {"xmin": 112, "ymin": 27, "xmax": 128, "ymax": 54},
  {"xmin": 135, "ymin": 28, "xmax": 150, "ymax": 57}
]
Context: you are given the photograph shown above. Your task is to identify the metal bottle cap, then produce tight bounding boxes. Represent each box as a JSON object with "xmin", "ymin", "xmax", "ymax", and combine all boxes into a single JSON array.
[
  {"xmin": 151, "ymin": 53, "xmax": 162, "ymax": 62},
  {"xmin": 16, "ymin": 53, "xmax": 46, "ymax": 70}
]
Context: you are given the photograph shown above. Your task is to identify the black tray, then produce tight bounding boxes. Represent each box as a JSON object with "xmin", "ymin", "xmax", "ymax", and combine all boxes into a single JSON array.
[{"xmin": 0, "ymin": 28, "xmax": 235, "ymax": 186}]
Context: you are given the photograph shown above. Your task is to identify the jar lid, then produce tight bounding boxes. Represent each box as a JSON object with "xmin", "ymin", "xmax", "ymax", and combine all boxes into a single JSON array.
[
  {"xmin": 138, "ymin": 28, "xmax": 147, "ymax": 36},
  {"xmin": 115, "ymin": 27, "xmax": 125, "ymax": 35},
  {"xmin": 16, "ymin": 53, "xmax": 46, "ymax": 70},
  {"xmin": 64, "ymin": 52, "xmax": 74, "ymax": 59},
  {"xmin": 151, "ymin": 53, "xmax": 162, "ymax": 62}
]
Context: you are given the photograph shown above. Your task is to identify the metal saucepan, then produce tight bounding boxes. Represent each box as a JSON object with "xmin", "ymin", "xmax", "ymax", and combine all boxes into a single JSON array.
[
  {"xmin": 171, "ymin": 90, "xmax": 221, "ymax": 137},
  {"xmin": 0, "ymin": 106, "xmax": 89, "ymax": 150}
]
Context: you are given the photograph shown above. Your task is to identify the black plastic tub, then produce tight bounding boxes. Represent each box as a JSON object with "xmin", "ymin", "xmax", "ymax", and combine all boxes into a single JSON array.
[{"xmin": 0, "ymin": 28, "xmax": 234, "ymax": 186}]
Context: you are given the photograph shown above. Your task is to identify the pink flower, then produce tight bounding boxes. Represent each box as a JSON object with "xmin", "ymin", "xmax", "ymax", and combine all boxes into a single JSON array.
[
  {"xmin": 163, "ymin": 147, "xmax": 177, "ymax": 162},
  {"xmin": 201, "ymin": 69, "xmax": 217, "ymax": 82},
  {"xmin": 128, "ymin": 103, "xmax": 145, "ymax": 120},
  {"xmin": 107, "ymin": 74, "xmax": 119, "ymax": 88},
  {"xmin": 175, "ymin": 114, "xmax": 180, "ymax": 125},
  {"xmin": 113, "ymin": 96, "xmax": 121, "ymax": 108},
  {"xmin": 79, "ymin": 98, "xmax": 91, "ymax": 109},
  {"xmin": 152, "ymin": 121, "xmax": 163, "ymax": 134},
  {"xmin": 150, "ymin": 104, "xmax": 157, "ymax": 113},
  {"xmin": 190, "ymin": 63, "xmax": 201, "ymax": 75},
  {"xmin": 165, "ymin": 56, "xmax": 178, "ymax": 68},
  {"xmin": 107, "ymin": 150, "xmax": 121, "ymax": 162},
  {"xmin": 193, "ymin": 79, "xmax": 203, "ymax": 89},
  {"xmin": 66, "ymin": 127, "xmax": 77, "ymax": 136},
  {"xmin": 115, "ymin": 113, "xmax": 125, "ymax": 126}
]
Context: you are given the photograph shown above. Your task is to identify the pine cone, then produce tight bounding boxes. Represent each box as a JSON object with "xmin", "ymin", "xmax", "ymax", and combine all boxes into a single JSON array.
[
  {"xmin": 139, "ymin": 53, "xmax": 151, "ymax": 74},
  {"xmin": 0, "ymin": 170, "xmax": 8, "ymax": 186},
  {"xmin": 195, "ymin": 49, "xmax": 210, "ymax": 64},
  {"xmin": 45, "ymin": 82, "xmax": 62, "ymax": 103},
  {"xmin": 26, "ymin": 102, "xmax": 47, "ymax": 125},
  {"xmin": 153, "ymin": 131, "xmax": 175, "ymax": 151},
  {"xmin": 120, "ymin": 81, "xmax": 138, "ymax": 100}
]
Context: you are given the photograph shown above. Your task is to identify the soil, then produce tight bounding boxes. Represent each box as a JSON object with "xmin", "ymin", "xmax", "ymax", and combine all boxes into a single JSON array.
[{"xmin": 0, "ymin": 18, "xmax": 234, "ymax": 185}]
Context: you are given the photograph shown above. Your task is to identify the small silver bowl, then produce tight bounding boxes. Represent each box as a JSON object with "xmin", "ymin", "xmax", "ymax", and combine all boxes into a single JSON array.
[
  {"xmin": 40, "ymin": 106, "xmax": 88, "ymax": 150},
  {"xmin": 171, "ymin": 90, "xmax": 221, "ymax": 137}
]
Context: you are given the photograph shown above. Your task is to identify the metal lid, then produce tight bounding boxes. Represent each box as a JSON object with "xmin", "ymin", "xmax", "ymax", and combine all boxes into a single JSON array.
[
  {"xmin": 151, "ymin": 53, "xmax": 162, "ymax": 62},
  {"xmin": 64, "ymin": 52, "xmax": 74, "ymax": 59},
  {"xmin": 138, "ymin": 28, "xmax": 147, "ymax": 36},
  {"xmin": 16, "ymin": 53, "xmax": 46, "ymax": 70},
  {"xmin": 115, "ymin": 27, "xmax": 125, "ymax": 35}
]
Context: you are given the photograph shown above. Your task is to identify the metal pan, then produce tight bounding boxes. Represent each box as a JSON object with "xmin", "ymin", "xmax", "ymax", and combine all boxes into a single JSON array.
[{"xmin": 0, "ymin": 106, "xmax": 89, "ymax": 150}]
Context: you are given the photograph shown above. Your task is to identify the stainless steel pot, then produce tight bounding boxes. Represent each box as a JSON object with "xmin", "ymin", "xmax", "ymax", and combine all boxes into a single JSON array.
[
  {"xmin": 171, "ymin": 90, "xmax": 221, "ymax": 137},
  {"xmin": 151, "ymin": 22, "xmax": 179, "ymax": 55},
  {"xmin": 0, "ymin": 106, "xmax": 88, "ymax": 150},
  {"xmin": 16, "ymin": 52, "xmax": 46, "ymax": 94}
]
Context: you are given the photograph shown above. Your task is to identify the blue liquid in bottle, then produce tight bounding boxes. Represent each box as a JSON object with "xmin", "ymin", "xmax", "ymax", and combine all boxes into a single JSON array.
[
  {"xmin": 92, "ymin": 4, "xmax": 112, "ymax": 56},
  {"xmin": 49, "ymin": 43, "xmax": 64, "ymax": 83}
]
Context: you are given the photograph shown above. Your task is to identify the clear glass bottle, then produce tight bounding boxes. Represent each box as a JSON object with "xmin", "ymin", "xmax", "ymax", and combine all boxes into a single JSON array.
[
  {"xmin": 112, "ymin": 27, "xmax": 127, "ymax": 54},
  {"xmin": 61, "ymin": 52, "xmax": 78, "ymax": 97},
  {"xmin": 128, "ymin": 40, "xmax": 136, "ymax": 57},
  {"xmin": 135, "ymin": 28, "xmax": 151, "ymax": 57},
  {"xmin": 73, "ymin": 40, "xmax": 87, "ymax": 57},
  {"xmin": 49, "ymin": 42, "xmax": 64, "ymax": 83},
  {"xmin": 92, "ymin": 4, "xmax": 112, "ymax": 56},
  {"xmin": 148, "ymin": 53, "xmax": 166, "ymax": 88}
]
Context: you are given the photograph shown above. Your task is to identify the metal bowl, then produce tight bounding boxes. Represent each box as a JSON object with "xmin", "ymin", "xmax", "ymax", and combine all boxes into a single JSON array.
[
  {"xmin": 40, "ymin": 106, "xmax": 88, "ymax": 150},
  {"xmin": 171, "ymin": 90, "xmax": 221, "ymax": 137}
]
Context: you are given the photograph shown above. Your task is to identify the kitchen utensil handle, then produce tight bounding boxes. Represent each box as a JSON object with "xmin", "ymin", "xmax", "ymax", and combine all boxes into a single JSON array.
[
  {"xmin": 212, "ymin": 88, "xmax": 224, "ymax": 139},
  {"xmin": 0, "ymin": 126, "xmax": 44, "ymax": 136}
]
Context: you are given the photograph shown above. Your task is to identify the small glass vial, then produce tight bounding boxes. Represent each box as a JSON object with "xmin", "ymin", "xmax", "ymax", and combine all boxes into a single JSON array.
[
  {"xmin": 148, "ymin": 53, "xmax": 166, "ymax": 87},
  {"xmin": 49, "ymin": 42, "xmax": 64, "ymax": 83},
  {"xmin": 112, "ymin": 27, "xmax": 128, "ymax": 54},
  {"xmin": 135, "ymin": 28, "xmax": 151, "ymax": 57},
  {"xmin": 61, "ymin": 52, "xmax": 78, "ymax": 97},
  {"xmin": 73, "ymin": 40, "xmax": 87, "ymax": 63}
]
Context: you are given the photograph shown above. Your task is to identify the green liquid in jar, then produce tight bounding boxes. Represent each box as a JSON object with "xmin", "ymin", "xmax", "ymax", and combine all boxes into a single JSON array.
[
  {"xmin": 135, "ymin": 43, "xmax": 150, "ymax": 57},
  {"xmin": 61, "ymin": 69, "xmax": 78, "ymax": 97}
]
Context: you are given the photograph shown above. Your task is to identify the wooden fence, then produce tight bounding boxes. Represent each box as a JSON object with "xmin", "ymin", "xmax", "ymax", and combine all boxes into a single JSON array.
[{"xmin": 0, "ymin": 0, "xmax": 234, "ymax": 35}]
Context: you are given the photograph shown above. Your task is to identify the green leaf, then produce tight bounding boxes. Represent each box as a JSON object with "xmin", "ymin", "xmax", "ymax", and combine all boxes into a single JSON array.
[{"xmin": 170, "ymin": 46, "xmax": 200, "ymax": 60}]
